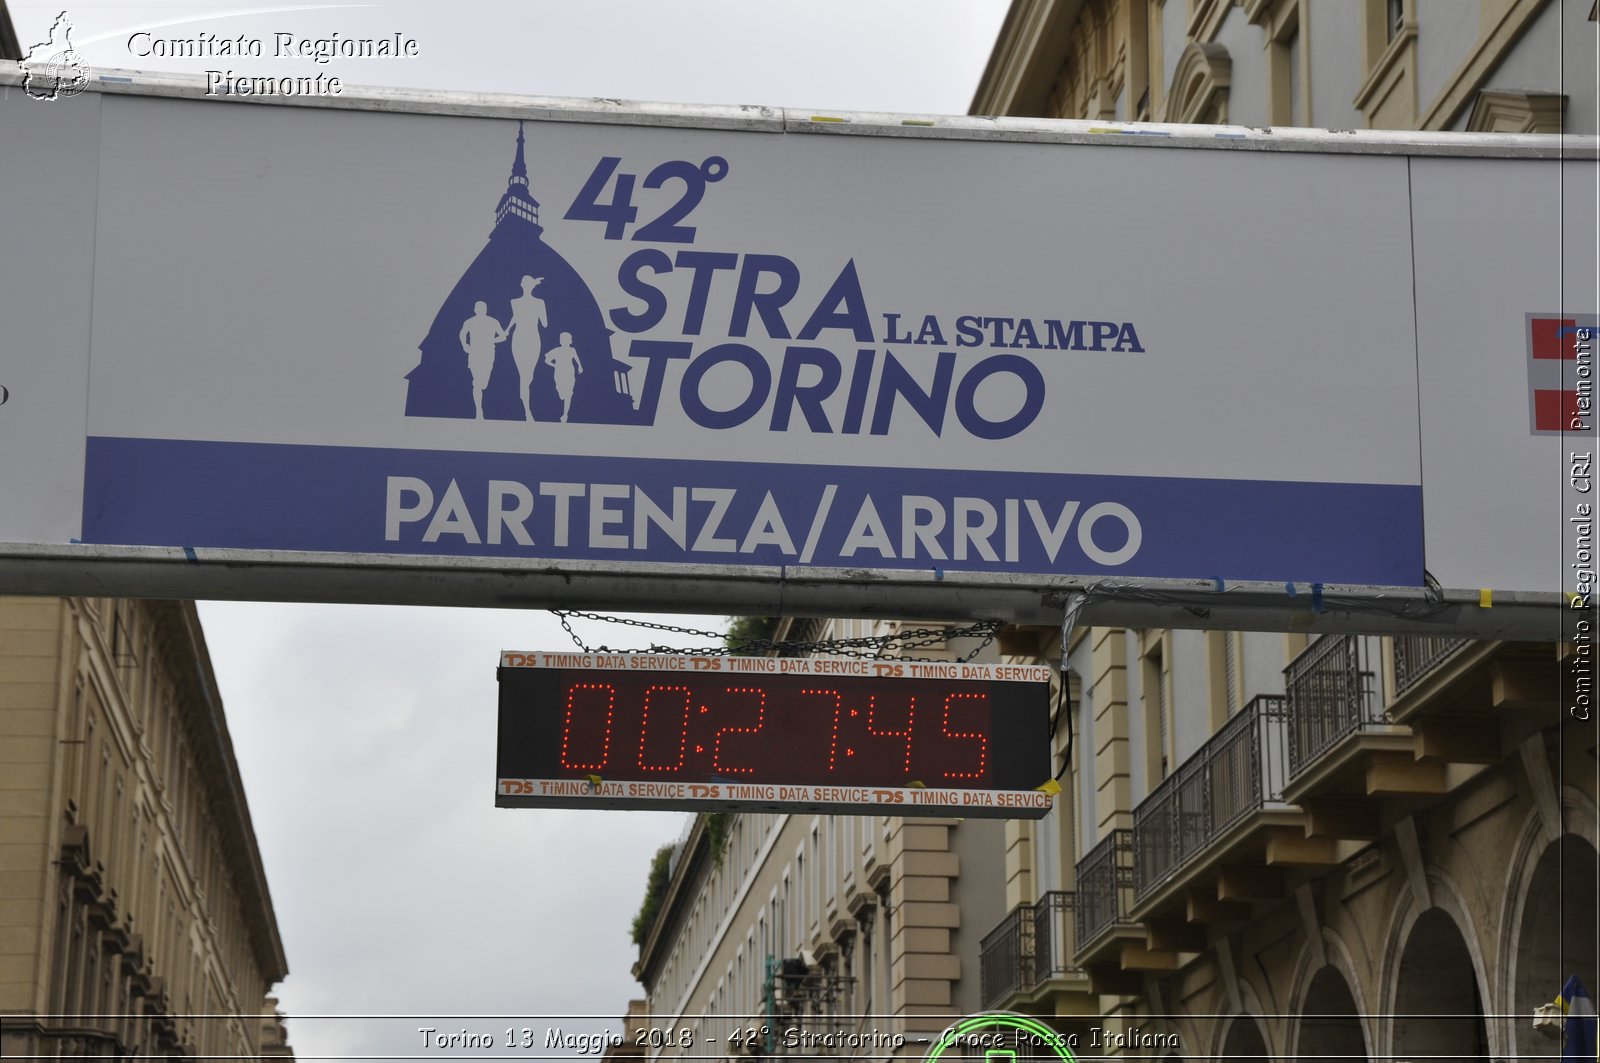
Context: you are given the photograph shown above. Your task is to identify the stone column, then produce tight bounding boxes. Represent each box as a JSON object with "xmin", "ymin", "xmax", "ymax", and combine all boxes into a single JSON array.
[{"xmin": 884, "ymin": 818, "xmax": 960, "ymax": 1053}]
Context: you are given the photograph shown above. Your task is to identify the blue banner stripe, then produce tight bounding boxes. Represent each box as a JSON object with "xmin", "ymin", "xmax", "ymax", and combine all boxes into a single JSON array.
[{"xmin": 82, "ymin": 437, "xmax": 1424, "ymax": 586}]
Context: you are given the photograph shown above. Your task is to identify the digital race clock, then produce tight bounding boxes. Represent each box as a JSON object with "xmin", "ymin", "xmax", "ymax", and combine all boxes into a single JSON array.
[{"xmin": 495, "ymin": 652, "xmax": 1054, "ymax": 818}]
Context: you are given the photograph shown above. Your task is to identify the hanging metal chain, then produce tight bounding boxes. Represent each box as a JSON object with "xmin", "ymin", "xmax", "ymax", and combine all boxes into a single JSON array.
[{"xmin": 551, "ymin": 609, "xmax": 1002, "ymax": 663}]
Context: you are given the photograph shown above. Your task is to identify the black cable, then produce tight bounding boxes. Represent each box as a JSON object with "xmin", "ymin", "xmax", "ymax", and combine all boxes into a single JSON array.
[{"xmin": 1050, "ymin": 668, "xmax": 1073, "ymax": 782}]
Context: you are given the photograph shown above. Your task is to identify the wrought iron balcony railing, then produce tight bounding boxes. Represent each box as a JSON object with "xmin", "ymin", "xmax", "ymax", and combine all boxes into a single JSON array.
[
  {"xmin": 1030, "ymin": 890, "xmax": 1079, "ymax": 983},
  {"xmin": 1131, "ymin": 694, "xmax": 1289, "ymax": 903},
  {"xmin": 1074, "ymin": 829, "xmax": 1135, "ymax": 952},
  {"xmin": 979, "ymin": 902, "xmax": 1033, "ymax": 1008},
  {"xmin": 978, "ymin": 891, "xmax": 1080, "ymax": 1010},
  {"xmin": 1392, "ymin": 636, "xmax": 1471, "ymax": 697},
  {"xmin": 1285, "ymin": 634, "xmax": 1381, "ymax": 780}
]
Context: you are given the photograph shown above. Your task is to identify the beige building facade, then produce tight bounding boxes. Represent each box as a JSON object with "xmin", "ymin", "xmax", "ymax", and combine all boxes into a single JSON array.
[
  {"xmin": 971, "ymin": 0, "xmax": 1595, "ymax": 135},
  {"xmin": 981, "ymin": 627, "xmax": 1594, "ymax": 1061},
  {"xmin": 0, "ymin": 597, "xmax": 290, "ymax": 1060},
  {"xmin": 965, "ymin": 3, "xmax": 1597, "ymax": 1060}
]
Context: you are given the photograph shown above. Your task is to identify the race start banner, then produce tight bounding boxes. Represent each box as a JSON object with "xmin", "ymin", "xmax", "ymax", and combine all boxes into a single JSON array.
[{"xmin": 2, "ymin": 76, "xmax": 1594, "ymax": 620}]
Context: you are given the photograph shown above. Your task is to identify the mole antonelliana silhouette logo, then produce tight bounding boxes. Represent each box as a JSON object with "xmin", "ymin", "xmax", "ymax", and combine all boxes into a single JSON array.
[{"xmin": 404, "ymin": 123, "xmax": 640, "ymax": 425}]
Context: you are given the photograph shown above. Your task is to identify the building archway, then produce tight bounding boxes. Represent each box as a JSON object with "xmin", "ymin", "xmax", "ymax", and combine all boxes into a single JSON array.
[
  {"xmin": 1392, "ymin": 908, "xmax": 1491, "ymax": 1063},
  {"xmin": 1511, "ymin": 833, "xmax": 1600, "ymax": 1059},
  {"xmin": 1296, "ymin": 965, "xmax": 1367, "ymax": 1063},
  {"xmin": 1219, "ymin": 1013, "xmax": 1271, "ymax": 1063}
]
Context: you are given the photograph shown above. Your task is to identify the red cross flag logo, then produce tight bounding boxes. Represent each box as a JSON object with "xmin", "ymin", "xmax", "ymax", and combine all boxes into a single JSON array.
[{"xmin": 1527, "ymin": 313, "xmax": 1597, "ymax": 434}]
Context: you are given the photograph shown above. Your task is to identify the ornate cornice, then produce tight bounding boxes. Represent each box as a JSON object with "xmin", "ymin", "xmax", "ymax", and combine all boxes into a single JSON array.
[
  {"xmin": 1466, "ymin": 89, "xmax": 1566, "ymax": 133},
  {"xmin": 971, "ymin": 0, "xmax": 1091, "ymax": 117},
  {"xmin": 1166, "ymin": 41, "xmax": 1233, "ymax": 124},
  {"xmin": 158, "ymin": 601, "xmax": 289, "ymax": 982},
  {"xmin": 1417, "ymin": 0, "xmax": 1551, "ymax": 131}
]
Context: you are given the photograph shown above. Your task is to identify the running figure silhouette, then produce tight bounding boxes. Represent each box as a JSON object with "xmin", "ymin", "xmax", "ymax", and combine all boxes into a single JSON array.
[
  {"xmin": 459, "ymin": 301, "xmax": 508, "ymax": 418},
  {"xmin": 507, "ymin": 275, "xmax": 548, "ymax": 418},
  {"xmin": 543, "ymin": 331, "xmax": 584, "ymax": 423}
]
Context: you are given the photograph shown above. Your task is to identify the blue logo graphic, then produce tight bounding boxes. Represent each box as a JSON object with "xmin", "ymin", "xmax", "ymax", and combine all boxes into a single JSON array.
[{"xmin": 404, "ymin": 123, "xmax": 640, "ymax": 425}]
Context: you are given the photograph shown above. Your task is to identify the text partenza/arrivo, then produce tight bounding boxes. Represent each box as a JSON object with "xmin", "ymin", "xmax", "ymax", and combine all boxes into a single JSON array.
[{"xmin": 384, "ymin": 475, "xmax": 1142, "ymax": 568}]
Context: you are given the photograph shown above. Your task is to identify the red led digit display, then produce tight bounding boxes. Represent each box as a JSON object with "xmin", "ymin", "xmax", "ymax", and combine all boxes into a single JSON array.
[
  {"xmin": 713, "ymin": 687, "xmax": 765, "ymax": 775},
  {"xmin": 637, "ymin": 684, "xmax": 693, "ymax": 772},
  {"xmin": 559, "ymin": 683, "xmax": 614, "ymax": 771},
  {"xmin": 866, "ymin": 695, "xmax": 915, "ymax": 774},
  {"xmin": 547, "ymin": 673, "xmax": 985, "ymax": 784},
  {"xmin": 496, "ymin": 654, "xmax": 1053, "ymax": 817},
  {"xmin": 940, "ymin": 693, "xmax": 988, "ymax": 779}
]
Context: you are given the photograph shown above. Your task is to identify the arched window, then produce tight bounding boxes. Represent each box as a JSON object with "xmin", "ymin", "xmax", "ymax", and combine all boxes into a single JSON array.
[
  {"xmin": 1219, "ymin": 1013, "xmax": 1272, "ymax": 1062},
  {"xmin": 1511, "ymin": 834, "xmax": 1599, "ymax": 1059},
  {"xmin": 1298, "ymin": 966, "xmax": 1369, "ymax": 1063},
  {"xmin": 1166, "ymin": 42, "xmax": 1232, "ymax": 124},
  {"xmin": 1393, "ymin": 908, "xmax": 1491, "ymax": 1063}
]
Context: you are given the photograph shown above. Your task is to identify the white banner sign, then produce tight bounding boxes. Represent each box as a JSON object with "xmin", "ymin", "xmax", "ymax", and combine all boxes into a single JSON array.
[{"xmin": 1, "ymin": 78, "xmax": 1593, "ymax": 617}]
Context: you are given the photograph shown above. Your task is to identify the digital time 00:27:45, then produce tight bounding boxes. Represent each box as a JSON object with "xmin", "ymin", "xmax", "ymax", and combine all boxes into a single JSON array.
[{"xmin": 494, "ymin": 655, "xmax": 1051, "ymax": 814}]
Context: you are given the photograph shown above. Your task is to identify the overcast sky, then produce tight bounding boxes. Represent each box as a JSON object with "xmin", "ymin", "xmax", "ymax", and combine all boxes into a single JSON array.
[
  {"xmin": 12, "ymin": 1, "xmax": 1007, "ymax": 111},
  {"xmin": 7, "ymin": 1, "xmax": 1010, "ymax": 1058}
]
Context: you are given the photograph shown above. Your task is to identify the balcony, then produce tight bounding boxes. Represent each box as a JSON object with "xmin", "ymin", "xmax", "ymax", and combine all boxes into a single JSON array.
[
  {"xmin": 1281, "ymin": 634, "xmax": 1446, "ymax": 838},
  {"xmin": 979, "ymin": 903, "xmax": 1032, "ymax": 1007},
  {"xmin": 1285, "ymin": 634, "xmax": 1385, "ymax": 781},
  {"xmin": 1072, "ymin": 829, "xmax": 1140, "ymax": 957},
  {"xmin": 38, "ymin": 1027, "xmax": 125, "ymax": 1058},
  {"xmin": 1392, "ymin": 636, "xmax": 1471, "ymax": 697},
  {"xmin": 1387, "ymin": 636, "xmax": 1557, "ymax": 765},
  {"xmin": 1129, "ymin": 695, "xmax": 1303, "ymax": 916},
  {"xmin": 978, "ymin": 892, "xmax": 1084, "ymax": 1011}
]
